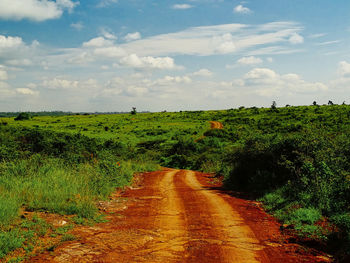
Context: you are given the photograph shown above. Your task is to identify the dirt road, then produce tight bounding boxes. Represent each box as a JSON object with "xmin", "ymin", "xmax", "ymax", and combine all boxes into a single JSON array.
[
  {"xmin": 29, "ymin": 169, "xmax": 330, "ymax": 263},
  {"xmin": 209, "ymin": 121, "xmax": 223, "ymax": 129}
]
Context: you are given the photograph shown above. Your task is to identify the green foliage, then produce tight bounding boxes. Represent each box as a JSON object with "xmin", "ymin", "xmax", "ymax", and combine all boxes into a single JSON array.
[
  {"xmin": 0, "ymin": 230, "xmax": 25, "ymax": 259},
  {"xmin": 14, "ymin": 113, "xmax": 31, "ymax": 121},
  {"xmin": 1, "ymin": 105, "xmax": 350, "ymax": 259}
]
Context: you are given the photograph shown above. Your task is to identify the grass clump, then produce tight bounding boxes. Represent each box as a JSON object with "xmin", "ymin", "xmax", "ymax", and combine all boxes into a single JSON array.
[{"xmin": 0, "ymin": 230, "xmax": 25, "ymax": 259}]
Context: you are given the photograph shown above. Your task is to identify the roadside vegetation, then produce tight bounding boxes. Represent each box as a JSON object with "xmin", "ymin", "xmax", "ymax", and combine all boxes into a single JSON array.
[{"xmin": 1, "ymin": 104, "xmax": 349, "ymax": 261}]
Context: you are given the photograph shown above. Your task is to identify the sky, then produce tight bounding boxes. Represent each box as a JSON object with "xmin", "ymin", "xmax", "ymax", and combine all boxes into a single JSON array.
[{"xmin": 0, "ymin": 0, "xmax": 349, "ymax": 112}]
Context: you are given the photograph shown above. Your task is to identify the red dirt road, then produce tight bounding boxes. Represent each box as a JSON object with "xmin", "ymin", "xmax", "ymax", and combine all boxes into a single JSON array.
[{"xmin": 29, "ymin": 169, "xmax": 331, "ymax": 263}]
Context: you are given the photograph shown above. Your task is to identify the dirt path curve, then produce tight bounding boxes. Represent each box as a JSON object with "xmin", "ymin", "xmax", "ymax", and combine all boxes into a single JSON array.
[
  {"xmin": 29, "ymin": 169, "xmax": 329, "ymax": 263},
  {"xmin": 209, "ymin": 121, "xmax": 223, "ymax": 129}
]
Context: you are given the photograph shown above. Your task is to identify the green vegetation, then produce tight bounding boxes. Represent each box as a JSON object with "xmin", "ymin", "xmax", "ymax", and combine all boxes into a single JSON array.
[{"xmin": 1, "ymin": 104, "xmax": 350, "ymax": 260}]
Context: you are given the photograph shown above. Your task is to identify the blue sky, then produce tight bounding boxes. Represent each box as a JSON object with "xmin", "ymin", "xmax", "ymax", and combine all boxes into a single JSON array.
[{"xmin": 0, "ymin": 0, "xmax": 349, "ymax": 112}]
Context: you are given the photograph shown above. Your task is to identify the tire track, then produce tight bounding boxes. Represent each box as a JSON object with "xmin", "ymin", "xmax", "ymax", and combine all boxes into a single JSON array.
[{"xmin": 182, "ymin": 170, "xmax": 264, "ymax": 263}]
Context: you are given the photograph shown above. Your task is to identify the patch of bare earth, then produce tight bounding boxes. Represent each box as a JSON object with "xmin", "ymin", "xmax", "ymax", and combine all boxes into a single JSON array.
[
  {"xmin": 209, "ymin": 121, "xmax": 223, "ymax": 129},
  {"xmin": 28, "ymin": 169, "xmax": 333, "ymax": 262}
]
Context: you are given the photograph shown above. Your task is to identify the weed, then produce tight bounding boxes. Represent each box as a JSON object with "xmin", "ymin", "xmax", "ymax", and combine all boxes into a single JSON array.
[{"xmin": 60, "ymin": 234, "xmax": 76, "ymax": 242}]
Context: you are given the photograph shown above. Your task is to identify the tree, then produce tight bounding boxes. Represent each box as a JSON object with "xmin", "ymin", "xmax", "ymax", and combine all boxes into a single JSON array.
[
  {"xmin": 271, "ymin": 101, "xmax": 277, "ymax": 110},
  {"xmin": 14, "ymin": 112, "xmax": 31, "ymax": 121},
  {"xmin": 328, "ymin": 100, "xmax": 334, "ymax": 106},
  {"xmin": 313, "ymin": 101, "xmax": 317, "ymax": 106},
  {"xmin": 130, "ymin": 107, "xmax": 137, "ymax": 115}
]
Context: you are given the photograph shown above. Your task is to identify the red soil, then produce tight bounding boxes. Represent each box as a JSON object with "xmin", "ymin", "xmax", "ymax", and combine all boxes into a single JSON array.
[{"xmin": 28, "ymin": 169, "xmax": 333, "ymax": 262}]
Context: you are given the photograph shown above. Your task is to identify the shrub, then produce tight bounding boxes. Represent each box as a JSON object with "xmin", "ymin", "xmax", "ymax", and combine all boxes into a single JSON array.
[{"xmin": 14, "ymin": 113, "xmax": 31, "ymax": 121}]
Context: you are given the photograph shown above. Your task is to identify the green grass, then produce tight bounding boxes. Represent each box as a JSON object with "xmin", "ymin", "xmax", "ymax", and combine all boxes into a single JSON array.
[
  {"xmin": 0, "ymin": 105, "xmax": 350, "ymax": 259},
  {"xmin": 0, "ymin": 230, "xmax": 25, "ymax": 259}
]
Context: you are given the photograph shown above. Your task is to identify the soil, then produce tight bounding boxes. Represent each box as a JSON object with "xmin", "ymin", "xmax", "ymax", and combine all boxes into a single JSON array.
[
  {"xmin": 209, "ymin": 121, "xmax": 224, "ymax": 129},
  {"xmin": 28, "ymin": 169, "xmax": 333, "ymax": 263}
]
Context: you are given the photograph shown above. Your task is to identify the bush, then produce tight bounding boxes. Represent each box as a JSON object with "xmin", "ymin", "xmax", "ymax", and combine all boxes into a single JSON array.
[{"xmin": 14, "ymin": 113, "xmax": 31, "ymax": 121}]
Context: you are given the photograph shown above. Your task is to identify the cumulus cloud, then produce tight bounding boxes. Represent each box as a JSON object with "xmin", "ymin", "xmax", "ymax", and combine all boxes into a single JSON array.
[
  {"xmin": 191, "ymin": 69, "xmax": 213, "ymax": 77},
  {"xmin": 5, "ymin": 59, "xmax": 32, "ymax": 66},
  {"xmin": 124, "ymin": 32, "xmax": 141, "ymax": 42},
  {"xmin": 16, "ymin": 88, "xmax": 38, "ymax": 95},
  {"xmin": 93, "ymin": 46, "xmax": 127, "ymax": 58},
  {"xmin": 70, "ymin": 22, "xmax": 84, "ymax": 31},
  {"xmin": 338, "ymin": 61, "xmax": 350, "ymax": 77},
  {"xmin": 233, "ymin": 4, "xmax": 251, "ymax": 14},
  {"xmin": 0, "ymin": 67, "xmax": 8, "ymax": 81},
  {"xmin": 0, "ymin": 35, "xmax": 23, "ymax": 49},
  {"xmin": 244, "ymin": 68, "xmax": 278, "ymax": 85},
  {"xmin": 97, "ymin": 0, "xmax": 118, "ymax": 8},
  {"xmin": 83, "ymin": 37, "xmax": 114, "ymax": 47},
  {"xmin": 154, "ymin": 75, "xmax": 192, "ymax": 85},
  {"xmin": 100, "ymin": 29, "xmax": 117, "ymax": 40},
  {"xmin": 0, "ymin": 0, "xmax": 79, "ymax": 21},
  {"xmin": 123, "ymin": 86, "xmax": 148, "ymax": 97},
  {"xmin": 0, "ymin": 81, "xmax": 14, "ymax": 97},
  {"xmin": 0, "ymin": 35, "xmax": 39, "ymax": 66},
  {"xmin": 289, "ymin": 33, "xmax": 304, "ymax": 44},
  {"xmin": 42, "ymin": 77, "xmax": 79, "ymax": 89},
  {"xmin": 243, "ymin": 68, "xmax": 328, "ymax": 97},
  {"xmin": 237, "ymin": 56, "xmax": 263, "ymax": 65},
  {"xmin": 172, "ymin": 4, "xmax": 193, "ymax": 9},
  {"xmin": 119, "ymin": 54, "xmax": 181, "ymax": 70}
]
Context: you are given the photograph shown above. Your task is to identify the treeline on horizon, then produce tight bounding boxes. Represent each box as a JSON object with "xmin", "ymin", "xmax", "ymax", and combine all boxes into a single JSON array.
[
  {"xmin": 0, "ymin": 99, "xmax": 346, "ymax": 118},
  {"xmin": 0, "ymin": 103, "xmax": 349, "ymax": 261},
  {"xmin": 0, "ymin": 110, "xmax": 151, "ymax": 118}
]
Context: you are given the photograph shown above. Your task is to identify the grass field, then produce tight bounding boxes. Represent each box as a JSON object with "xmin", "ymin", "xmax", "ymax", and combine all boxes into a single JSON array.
[{"xmin": 1, "ymin": 105, "xmax": 350, "ymax": 261}]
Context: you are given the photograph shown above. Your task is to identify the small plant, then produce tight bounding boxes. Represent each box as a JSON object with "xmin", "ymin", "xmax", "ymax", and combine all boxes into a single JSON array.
[{"xmin": 60, "ymin": 234, "xmax": 76, "ymax": 242}]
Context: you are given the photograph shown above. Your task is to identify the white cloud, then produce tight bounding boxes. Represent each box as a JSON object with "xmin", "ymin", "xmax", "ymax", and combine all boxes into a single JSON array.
[
  {"xmin": 119, "ymin": 54, "xmax": 181, "ymax": 70},
  {"xmin": 338, "ymin": 61, "xmax": 350, "ymax": 77},
  {"xmin": 83, "ymin": 37, "xmax": 114, "ymax": 48},
  {"xmin": 309, "ymin": 33, "xmax": 326, "ymax": 39},
  {"xmin": 70, "ymin": 22, "xmax": 84, "ymax": 31},
  {"xmin": 217, "ymin": 41, "xmax": 236, "ymax": 53},
  {"xmin": 0, "ymin": 35, "xmax": 23, "ymax": 49},
  {"xmin": 243, "ymin": 68, "xmax": 328, "ymax": 97},
  {"xmin": 244, "ymin": 68, "xmax": 278, "ymax": 85},
  {"xmin": 289, "ymin": 33, "xmax": 304, "ymax": 44},
  {"xmin": 0, "ymin": 67, "xmax": 8, "ymax": 80},
  {"xmin": 97, "ymin": 0, "xmax": 118, "ymax": 8},
  {"xmin": 0, "ymin": 81, "xmax": 14, "ymax": 97},
  {"xmin": 93, "ymin": 46, "xmax": 127, "ymax": 58},
  {"xmin": 16, "ymin": 88, "xmax": 38, "ymax": 95},
  {"xmin": 237, "ymin": 56, "xmax": 263, "ymax": 65},
  {"xmin": 42, "ymin": 78, "xmax": 79, "ymax": 89},
  {"xmin": 56, "ymin": 0, "xmax": 78, "ymax": 12},
  {"xmin": 100, "ymin": 29, "xmax": 117, "ymax": 40},
  {"xmin": 0, "ymin": 0, "xmax": 79, "ymax": 22},
  {"xmin": 5, "ymin": 59, "xmax": 32, "ymax": 66},
  {"xmin": 316, "ymin": 40, "xmax": 340, "ymax": 46},
  {"xmin": 192, "ymin": 69, "xmax": 213, "ymax": 77},
  {"xmin": 123, "ymin": 86, "xmax": 149, "ymax": 97},
  {"xmin": 124, "ymin": 32, "xmax": 141, "ymax": 42},
  {"xmin": 154, "ymin": 75, "xmax": 192, "ymax": 85},
  {"xmin": 0, "ymin": 35, "xmax": 39, "ymax": 68},
  {"xmin": 233, "ymin": 4, "xmax": 251, "ymax": 14},
  {"xmin": 172, "ymin": 4, "xmax": 193, "ymax": 10},
  {"xmin": 121, "ymin": 22, "xmax": 304, "ymax": 56}
]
